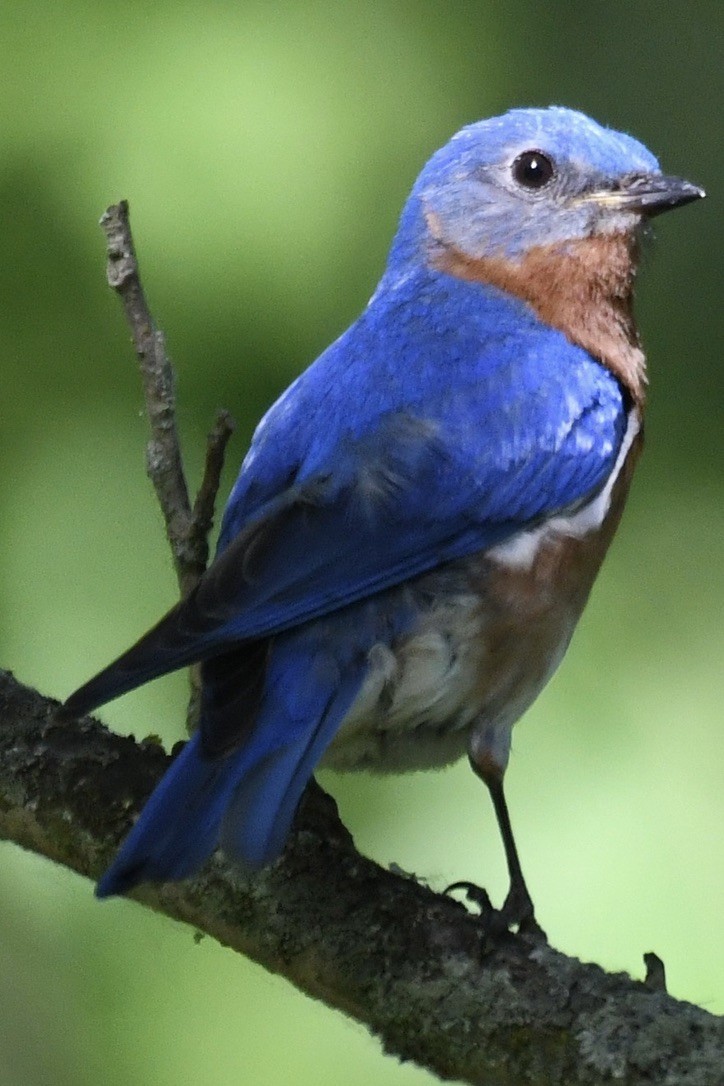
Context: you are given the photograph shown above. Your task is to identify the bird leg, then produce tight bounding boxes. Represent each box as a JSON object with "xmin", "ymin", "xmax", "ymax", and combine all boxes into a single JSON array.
[
  {"xmin": 485, "ymin": 772, "xmax": 545, "ymax": 938},
  {"xmin": 463, "ymin": 754, "xmax": 547, "ymax": 940}
]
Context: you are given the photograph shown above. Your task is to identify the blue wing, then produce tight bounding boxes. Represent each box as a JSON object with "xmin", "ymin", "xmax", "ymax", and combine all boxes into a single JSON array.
[{"xmin": 65, "ymin": 265, "xmax": 626, "ymax": 720}]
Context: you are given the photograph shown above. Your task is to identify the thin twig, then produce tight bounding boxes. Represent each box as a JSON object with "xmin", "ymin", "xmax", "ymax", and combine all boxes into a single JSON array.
[
  {"xmin": 100, "ymin": 201, "xmax": 194, "ymax": 588},
  {"xmin": 99, "ymin": 201, "xmax": 235, "ymax": 598},
  {"xmin": 98, "ymin": 201, "xmax": 235, "ymax": 725},
  {"xmin": 189, "ymin": 408, "xmax": 236, "ymax": 568}
]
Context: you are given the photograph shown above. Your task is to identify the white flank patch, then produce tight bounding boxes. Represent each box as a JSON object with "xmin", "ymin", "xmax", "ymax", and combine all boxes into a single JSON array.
[{"xmin": 488, "ymin": 409, "xmax": 640, "ymax": 570}]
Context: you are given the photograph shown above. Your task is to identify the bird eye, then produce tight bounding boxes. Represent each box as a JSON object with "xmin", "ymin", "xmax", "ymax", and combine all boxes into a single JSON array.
[{"xmin": 511, "ymin": 150, "xmax": 555, "ymax": 190}]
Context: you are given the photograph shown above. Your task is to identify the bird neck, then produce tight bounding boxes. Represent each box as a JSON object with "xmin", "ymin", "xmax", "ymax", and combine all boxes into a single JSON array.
[{"xmin": 431, "ymin": 232, "xmax": 647, "ymax": 407}]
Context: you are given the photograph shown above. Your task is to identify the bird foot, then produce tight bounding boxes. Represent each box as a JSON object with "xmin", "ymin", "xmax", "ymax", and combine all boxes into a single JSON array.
[
  {"xmin": 445, "ymin": 880, "xmax": 547, "ymax": 941},
  {"xmin": 498, "ymin": 881, "xmax": 547, "ymax": 940}
]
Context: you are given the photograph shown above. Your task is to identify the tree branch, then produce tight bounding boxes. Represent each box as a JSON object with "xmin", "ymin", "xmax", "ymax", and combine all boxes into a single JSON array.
[{"xmin": 0, "ymin": 669, "xmax": 721, "ymax": 1085}]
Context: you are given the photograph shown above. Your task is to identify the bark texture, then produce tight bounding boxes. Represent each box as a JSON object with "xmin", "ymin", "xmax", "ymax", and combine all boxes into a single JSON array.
[{"xmin": 1, "ymin": 668, "xmax": 721, "ymax": 1086}]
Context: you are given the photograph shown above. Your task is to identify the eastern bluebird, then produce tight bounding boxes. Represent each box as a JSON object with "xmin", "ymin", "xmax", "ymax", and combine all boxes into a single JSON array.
[{"xmin": 62, "ymin": 107, "xmax": 703, "ymax": 933}]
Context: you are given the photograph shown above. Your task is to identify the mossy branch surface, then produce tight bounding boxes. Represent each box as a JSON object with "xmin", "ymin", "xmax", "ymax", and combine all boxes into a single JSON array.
[{"xmin": 0, "ymin": 670, "xmax": 721, "ymax": 1086}]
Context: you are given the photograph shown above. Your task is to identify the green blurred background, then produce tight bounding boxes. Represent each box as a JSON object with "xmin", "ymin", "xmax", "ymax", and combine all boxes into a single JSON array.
[{"xmin": 1, "ymin": 2, "xmax": 721, "ymax": 1083}]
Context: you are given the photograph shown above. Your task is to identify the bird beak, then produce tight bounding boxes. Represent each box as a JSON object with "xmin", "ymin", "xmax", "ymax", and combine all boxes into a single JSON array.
[{"xmin": 585, "ymin": 174, "xmax": 705, "ymax": 217}]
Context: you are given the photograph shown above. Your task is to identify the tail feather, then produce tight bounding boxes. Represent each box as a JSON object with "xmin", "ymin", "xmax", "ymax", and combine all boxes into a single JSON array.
[
  {"xmin": 95, "ymin": 641, "xmax": 368, "ymax": 897},
  {"xmin": 96, "ymin": 733, "xmax": 237, "ymax": 897},
  {"xmin": 220, "ymin": 667, "xmax": 365, "ymax": 868}
]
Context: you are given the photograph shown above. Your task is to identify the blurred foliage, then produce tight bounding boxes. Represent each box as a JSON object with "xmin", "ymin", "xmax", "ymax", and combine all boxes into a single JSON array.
[{"xmin": 0, "ymin": 2, "xmax": 722, "ymax": 1083}]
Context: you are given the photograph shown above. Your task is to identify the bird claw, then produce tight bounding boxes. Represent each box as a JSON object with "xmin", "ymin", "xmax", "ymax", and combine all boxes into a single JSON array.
[
  {"xmin": 445, "ymin": 880, "xmax": 547, "ymax": 941},
  {"xmin": 445, "ymin": 880, "xmax": 495, "ymax": 914}
]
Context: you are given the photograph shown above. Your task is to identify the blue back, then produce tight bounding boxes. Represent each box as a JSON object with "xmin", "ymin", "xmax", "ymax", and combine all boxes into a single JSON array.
[{"xmin": 213, "ymin": 265, "xmax": 625, "ymax": 642}]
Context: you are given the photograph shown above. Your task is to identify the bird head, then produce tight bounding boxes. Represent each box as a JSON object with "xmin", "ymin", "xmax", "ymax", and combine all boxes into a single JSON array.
[
  {"xmin": 384, "ymin": 108, "xmax": 703, "ymax": 407},
  {"xmin": 389, "ymin": 106, "xmax": 703, "ymax": 267}
]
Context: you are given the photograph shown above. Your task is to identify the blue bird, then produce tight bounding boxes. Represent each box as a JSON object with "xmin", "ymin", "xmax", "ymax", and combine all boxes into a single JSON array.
[{"xmin": 62, "ymin": 107, "xmax": 703, "ymax": 933}]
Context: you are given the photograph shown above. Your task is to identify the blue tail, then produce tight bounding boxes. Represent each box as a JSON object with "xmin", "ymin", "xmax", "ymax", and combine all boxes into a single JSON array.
[
  {"xmin": 96, "ymin": 636, "xmax": 367, "ymax": 898},
  {"xmin": 96, "ymin": 733, "xmax": 236, "ymax": 897},
  {"xmin": 220, "ymin": 667, "xmax": 364, "ymax": 867}
]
